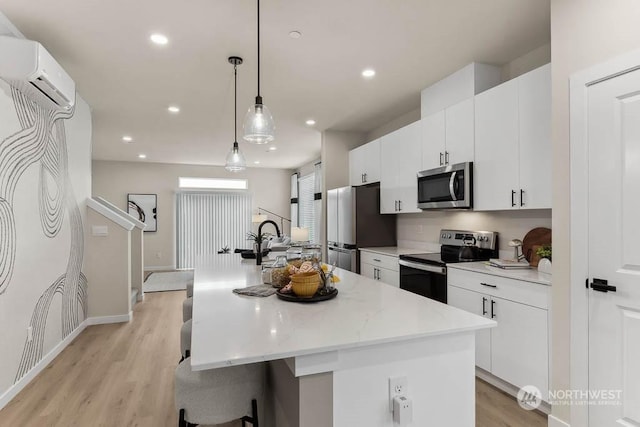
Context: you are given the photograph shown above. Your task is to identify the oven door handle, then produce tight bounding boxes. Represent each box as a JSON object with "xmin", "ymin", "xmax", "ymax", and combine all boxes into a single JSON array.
[
  {"xmin": 399, "ymin": 259, "xmax": 446, "ymax": 275},
  {"xmin": 449, "ymin": 171, "xmax": 458, "ymax": 201}
]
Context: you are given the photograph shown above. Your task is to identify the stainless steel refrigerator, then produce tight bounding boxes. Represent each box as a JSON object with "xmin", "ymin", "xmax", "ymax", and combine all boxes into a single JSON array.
[{"xmin": 326, "ymin": 184, "xmax": 397, "ymax": 272}]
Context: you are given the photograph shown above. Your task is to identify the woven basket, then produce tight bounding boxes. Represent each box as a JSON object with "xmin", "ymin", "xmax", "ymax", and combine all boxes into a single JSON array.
[{"xmin": 290, "ymin": 272, "xmax": 321, "ymax": 298}]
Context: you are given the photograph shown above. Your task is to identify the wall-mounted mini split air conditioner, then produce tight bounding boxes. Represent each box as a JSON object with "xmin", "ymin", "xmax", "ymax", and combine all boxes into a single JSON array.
[{"xmin": 0, "ymin": 36, "xmax": 75, "ymax": 111}]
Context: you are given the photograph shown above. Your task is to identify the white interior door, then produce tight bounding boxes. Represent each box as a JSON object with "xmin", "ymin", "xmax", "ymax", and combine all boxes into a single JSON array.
[{"xmin": 587, "ymin": 67, "xmax": 640, "ymax": 426}]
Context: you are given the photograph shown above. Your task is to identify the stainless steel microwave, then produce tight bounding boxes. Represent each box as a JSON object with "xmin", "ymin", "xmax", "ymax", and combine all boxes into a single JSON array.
[{"xmin": 417, "ymin": 162, "xmax": 473, "ymax": 209}]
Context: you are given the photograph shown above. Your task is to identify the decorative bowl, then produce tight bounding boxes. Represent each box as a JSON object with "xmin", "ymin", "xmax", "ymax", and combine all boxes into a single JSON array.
[{"xmin": 290, "ymin": 272, "xmax": 321, "ymax": 298}]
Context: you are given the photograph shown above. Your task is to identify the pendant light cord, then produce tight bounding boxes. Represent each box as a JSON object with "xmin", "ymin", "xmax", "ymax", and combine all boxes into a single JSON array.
[
  {"xmin": 234, "ymin": 63, "xmax": 238, "ymax": 143},
  {"xmin": 257, "ymin": 0, "xmax": 261, "ymax": 99}
]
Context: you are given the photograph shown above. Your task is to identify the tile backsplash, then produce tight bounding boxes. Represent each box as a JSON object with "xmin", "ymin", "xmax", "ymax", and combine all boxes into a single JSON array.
[{"xmin": 397, "ymin": 209, "xmax": 552, "ymax": 258}]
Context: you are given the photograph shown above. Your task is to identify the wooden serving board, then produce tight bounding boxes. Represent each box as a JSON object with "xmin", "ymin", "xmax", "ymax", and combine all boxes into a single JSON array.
[{"xmin": 522, "ymin": 227, "xmax": 552, "ymax": 262}]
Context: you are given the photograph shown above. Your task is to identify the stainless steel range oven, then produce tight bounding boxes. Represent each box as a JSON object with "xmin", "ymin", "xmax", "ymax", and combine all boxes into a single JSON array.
[{"xmin": 398, "ymin": 229, "xmax": 499, "ymax": 303}]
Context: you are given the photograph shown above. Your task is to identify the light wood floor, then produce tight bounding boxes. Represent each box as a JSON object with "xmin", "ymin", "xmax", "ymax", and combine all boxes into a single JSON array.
[{"xmin": 0, "ymin": 291, "xmax": 547, "ymax": 427}]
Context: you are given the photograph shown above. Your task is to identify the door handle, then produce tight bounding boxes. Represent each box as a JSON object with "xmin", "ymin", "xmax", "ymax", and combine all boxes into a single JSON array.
[
  {"xmin": 445, "ymin": 151, "xmax": 449, "ymax": 165},
  {"xmin": 439, "ymin": 152, "xmax": 444, "ymax": 166},
  {"xmin": 511, "ymin": 190, "xmax": 516, "ymax": 207},
  {"xmin": 590, "ymin": 278, "xmax": 617, "ymax": 293},
  {"xmin": 482, "ymin": 297, "xmax": 487, "ymax": 316},
  {"xmin": 491, "ymin": 300, "xmax": 496, "ymax": 318},
  {"xmin": 520, "ymin": 189, "xmax": 525, "ymax": 207}
]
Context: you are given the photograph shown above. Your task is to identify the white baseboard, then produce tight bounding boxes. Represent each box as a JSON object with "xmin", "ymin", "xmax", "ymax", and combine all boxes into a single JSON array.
[
  {"xmin": 548, "ymin": 414, "xmax": 570, "ymax": 427},
  {"xmin": 145, "ymin": 265, "xmax": 176, "ymax": 271},
  {"xmin": 0, "ymin": 319, "xmax": 88, "ymax": 411},
  {"xmin": 86, "ymin": 312, "xmax": 132, "ymax": 325}
]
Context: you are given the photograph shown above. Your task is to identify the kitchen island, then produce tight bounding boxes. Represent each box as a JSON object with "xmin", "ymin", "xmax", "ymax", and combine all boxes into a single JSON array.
[{"xmin": 191, "ymin": 254, "xmax": 495, "ymax": 427}]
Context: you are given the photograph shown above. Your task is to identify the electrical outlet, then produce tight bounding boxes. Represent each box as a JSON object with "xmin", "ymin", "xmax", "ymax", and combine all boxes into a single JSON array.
[
  {"xmin": 389, "ymin": 376, "xmax": 408, "ymax": 411},
  {"xmin": 27, "ymin": 326, "xmax": 33, "ymax": 342}
]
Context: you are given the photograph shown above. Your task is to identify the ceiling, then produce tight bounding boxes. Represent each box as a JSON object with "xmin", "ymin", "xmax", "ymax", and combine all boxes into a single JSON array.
[{"xmin": 0, "ymin": 0, "xmax": 549, "ymax": 169}]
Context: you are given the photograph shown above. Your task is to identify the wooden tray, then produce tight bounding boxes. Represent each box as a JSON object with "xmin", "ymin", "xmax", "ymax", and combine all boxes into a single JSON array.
[
  {"xmin": 522, "ymin": 227, "xmax": 552, "ymax": 262},
  {"xmin": 276, "ymin": 288, "xmax": 338, "ymax": 303}
]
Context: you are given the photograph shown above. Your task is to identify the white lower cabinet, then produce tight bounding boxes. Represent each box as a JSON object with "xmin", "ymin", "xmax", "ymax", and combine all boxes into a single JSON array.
[
  {"xmin": 447, "ymin": 268, "xmax": 549, "ymax": 401},
  {"xmin": 360, "ymin": 251, "xmax": 399, "ymax": 287}
]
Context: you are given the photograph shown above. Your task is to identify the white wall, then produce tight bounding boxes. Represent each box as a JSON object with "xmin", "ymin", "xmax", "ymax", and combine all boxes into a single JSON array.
[
  {"xmin": 550, "ymin": 0, "xmax": 640, "ymax": 424},
  {"xmin": 92, "ymin": 161, "xmax": 293, "ymax": 269},
  {"xmin": 0, "ymin": 82, "xmax": 92, "ymax": 405}
]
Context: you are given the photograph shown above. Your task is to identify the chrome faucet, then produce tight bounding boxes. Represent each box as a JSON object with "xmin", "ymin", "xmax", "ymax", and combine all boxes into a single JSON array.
[{"xmin": 256, "ymin": 220, "xmax": 280, "ymax": 265}]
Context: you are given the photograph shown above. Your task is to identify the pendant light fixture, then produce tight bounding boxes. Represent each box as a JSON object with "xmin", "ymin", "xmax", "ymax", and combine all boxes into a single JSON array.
[
  {"xmin": 225, "ymin": 56, "xmax": 247, "ymax": 172},
  {"xmin": 243, "ymin": 0, "xmax": 275, "ymax": 144}
]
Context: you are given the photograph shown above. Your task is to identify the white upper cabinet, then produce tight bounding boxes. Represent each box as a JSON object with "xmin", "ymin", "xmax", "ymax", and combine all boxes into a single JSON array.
[
  {"xmin": 349, "ymin": 139, "xmax": 381, "ymax": 186},
  {"xmin": 380, "ymin": 121, "xmax": 422, "ymax": 214},
  {"xmin": 474, "ymin": 79, "xmax": 520, "ymax": 210},
  {"xmin": 474, "ymin": 64, "xmax": 551, "ymax": 211},
  {"xmin": 421, "ymin": 98, "xmax": 475, "ymax": 170},
  {"xmin": 421, "ymin": 110, "xmax": 446, "ymax": 170},
  {"xmin": 518, "ymin": 63, "xmax": 551, "ymax": 209}
]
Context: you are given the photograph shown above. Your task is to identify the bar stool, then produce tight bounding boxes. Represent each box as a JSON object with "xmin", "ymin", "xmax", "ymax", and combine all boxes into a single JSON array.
[
  {"xmin": 175, "ymin": 357, "xmax": 263, "ymax": 427},
  {"xmin": 183, "ymin": 297, "xmax": 193, "ymax": 322},
  {"xmin": 180, "ymin": 319, "xmax": 192, "ymax": 362},
  {"xmin": 186, "ymin": 279, "xmax": 194, "ymax": 298}
]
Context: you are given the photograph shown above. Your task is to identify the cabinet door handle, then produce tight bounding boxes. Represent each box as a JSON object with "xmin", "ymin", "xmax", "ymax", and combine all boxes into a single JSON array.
[
  {"xmin": 439, "ymin": 152, "xmax": 444, "ymax": 166},
  {"xmin": 364, "ymin": 173, "xmax": 367, "ymax": 183},
  {"xmin": 445, "ymin": 151, "xmax": 449, "ymax": 165},
  {"xmin": 398, "ymin": 200, "xmax": 402, "ymax": 211},
  {"xmin": 361, "ymin": 173, "xmax": 364, "ymax": 183},
  {"xmin": 394, "ymin": 200, "xmax": 398, "ymax": 211},
  {"xmin": 511, "ymin": 190, "xmax": 516, "ymax": 207},
  {"xmin": 482, "ymin": 297, "xmax": 487, "ymax": 316},
  {"xmin": 491, "ymin": 300, "xmax": 496, "ymax": 319},
  {"xmin": 520, "ymin": 189, "xmax": 525, "ymax": 207},
  {"xmin": 375, "ymin": 268, "xmax": 380, "ymax": 280},
  {"xmin": 480, "ymin": 282, "xmax": 497, "ymax": 288}
]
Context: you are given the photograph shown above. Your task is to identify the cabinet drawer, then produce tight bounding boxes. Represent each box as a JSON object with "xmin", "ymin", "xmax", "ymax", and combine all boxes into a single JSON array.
[
  {"xmin": 360, "ymin": 251, "xmax": 399, "ymax": 272},
  {"xmin": 448, "ymin": 268, "xmax": 549, "ymax": 309}
]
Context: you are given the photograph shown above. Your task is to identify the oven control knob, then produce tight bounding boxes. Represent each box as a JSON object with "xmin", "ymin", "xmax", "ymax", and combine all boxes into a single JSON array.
[
  {"xmin": 447, "ymin": 234, "xmax": 451, "ymax": 238},
  {"xmin": 441, "ymin": 233, "xmax": 446, "ymax": 238}
]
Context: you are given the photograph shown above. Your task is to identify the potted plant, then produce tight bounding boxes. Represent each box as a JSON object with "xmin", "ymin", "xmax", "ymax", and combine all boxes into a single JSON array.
[
  {"xmin": 536, "ymin": 245, "xmax": 552, "ymax": 274},
  {"xmin": 247, "ymin": 231, "xmax": 271, "ymax": 254}
]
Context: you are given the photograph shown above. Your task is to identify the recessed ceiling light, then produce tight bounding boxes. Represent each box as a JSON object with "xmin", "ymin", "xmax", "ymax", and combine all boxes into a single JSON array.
[
  {"xmin": 168, "ymin": 105, "xmax": 180, "ymax": 113},
  {"xmin": 288, "ymin": 31, "xmax": 302, "ymax": 39},
  {"xmin": 362, "ymin": 69, "xmax": 376, "ymax": 78},
  {"xmin": 150, "ymin": 33, "xmax": 169, "ymax": 45},
  {"xmin": 305, "ymin": 119, "xmax": 316, "ymax": 126},
  {"xmin": 254, "ymin": 160, "xmax": 261, "ymax": 165},
  {"xmin": 122, "ymin": 135, "xmax": 133, "ymax": 143},
  {"xmin": 268, "ymin": 146, "xmax": 277, "ymax": 151},
  {"xmin": 138, "ymin": 154, "xmax": 147, "ymax": 159}
]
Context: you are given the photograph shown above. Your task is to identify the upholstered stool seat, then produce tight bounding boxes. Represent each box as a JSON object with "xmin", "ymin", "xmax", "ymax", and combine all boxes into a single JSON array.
[
  {"xmin": 175, "ymin": 358, "xmax": 263, "ymax": 427},
  {"xmin": 182, "ymin": 297, "xmax": 193, "ymax": 322},
  {"xmin": 180, "ymin": 319, "xmax": 192, "ymax": 361}
]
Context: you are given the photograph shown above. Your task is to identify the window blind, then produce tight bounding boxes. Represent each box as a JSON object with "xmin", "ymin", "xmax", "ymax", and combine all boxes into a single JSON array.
[
  {"xmin": 176, "ymin": 192, "xmax": 251, "ymax": 268},
  {"xmin": 298, "ymin": 173, "xmax": 317, "ymax": 243}
]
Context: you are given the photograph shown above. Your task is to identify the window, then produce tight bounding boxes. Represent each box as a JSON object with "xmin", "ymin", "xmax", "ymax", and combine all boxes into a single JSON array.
[
  {"xmin": 179, "ymin": 177, "xmax": 248, "ymax": 190},
  {"xmin": 176, "ymin": 192, "xmax": 251, "ymax": 268},
  {"xmin": 298, "ymin": 173, "xmax": 317, "ymax": 243}
]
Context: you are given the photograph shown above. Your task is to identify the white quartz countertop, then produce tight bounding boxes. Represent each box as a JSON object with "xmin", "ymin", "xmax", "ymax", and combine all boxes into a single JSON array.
[
  {"xmin": 447, "ymin": 261, "xmax": 552, "ymax": 286},
  {"xmin": 190, "ymin": 254, "xmax": 495, "ymax": 371},
  {"xmin": 358, "ymin": 246, "xmax": 423, "ymax": 257}
]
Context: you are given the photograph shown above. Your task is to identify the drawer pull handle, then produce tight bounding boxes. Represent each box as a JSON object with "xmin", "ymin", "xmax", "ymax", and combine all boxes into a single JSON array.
[
  {"xmin": 373, "ymin": 258, "xmax": 381, "ymax": 262},
  {"xmin": 480, "ymin": 282, "xmax": 497, "ymax": 288}
]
